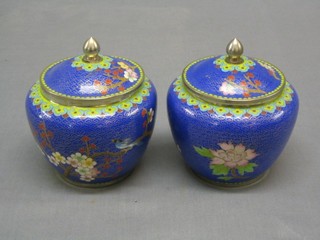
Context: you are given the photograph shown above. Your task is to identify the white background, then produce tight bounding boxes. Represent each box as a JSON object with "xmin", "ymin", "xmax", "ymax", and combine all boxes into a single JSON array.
[{"xmin": 0, "ymin": 0, "xmax": 319, "ymax": 239}]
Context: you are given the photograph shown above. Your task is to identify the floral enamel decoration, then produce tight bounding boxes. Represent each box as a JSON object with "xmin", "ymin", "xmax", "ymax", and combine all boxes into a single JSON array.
[
  {"xmin": 124, "ymin": 69, "xmax": 138, "ymax": 82},
  {"xmin": 118, "ymin": 61, "xmax": 139, "ymax": 82},
  {"xmin": 194, "ymin": 142, "xmax": 259, "ymax": 181},
  {"xmin": 71, "ymin": 55, "xmax": 113, "ymax": 71},
  {"xmin": 173, "ymin": 77, "xmax": 294, "ymax": 118},
  {"xmin": 219, "ymin": 72, "xmax": 266, "ymax": 97},
  {"xmin": 167, "ymin": 38, "xmax": 299, "ymax": 188},
  {"xmin": 49, "ymin": 152, "xmax": 66, "ymax": 166},
  {"xmin": 258, "ymin": 61, "xmax": 281, "ymax": 80},
  {"xmin": 214, "ymin": 55, "xmax": 255, "ymax": 72},
  {"xmin": 36, "ymin": 107, "xmax": 154, "ymax": 182},
  {"xmin": 26, "ymin": 37, "xmax": 157, "ymax": 188},
  {"xmin": 89, "ymin": 61, "xmax": 139, "ymax": 95},
  {"xmin": 28, "ymin": 80, "xmax": 152, "ymax": 118}
]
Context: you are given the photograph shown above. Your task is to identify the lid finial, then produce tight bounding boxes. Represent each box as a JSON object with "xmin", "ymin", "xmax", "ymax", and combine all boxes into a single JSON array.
[
  {"xmin": 82, "ymin": 37, "xmax": 102, "ymax": 63},
  {"xmin": 226, "ymin": 38, "xmax": 244, "ymax": 64}
]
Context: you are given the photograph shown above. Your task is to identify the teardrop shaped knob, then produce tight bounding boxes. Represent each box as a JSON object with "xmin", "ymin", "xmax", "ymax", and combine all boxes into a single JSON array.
[
  {"xmin": 225, "ymin": 38, "xmax": 244, "ymax": 64},
  {"xmin": 82, "ymin": 37, "xmax": 103, "ymax": 63}
]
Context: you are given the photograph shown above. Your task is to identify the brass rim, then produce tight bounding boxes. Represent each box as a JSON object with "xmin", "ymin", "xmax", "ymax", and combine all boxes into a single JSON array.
[
  {"xmin": 40, "ymin": 56, "xmax": 145, "ymax": 107},
  {"xmin": 190, "ymin": 168, "xmax": 270, "ymax": 189},
  {"xmin": 182, "ymin": 56, "xmax": 286, "ymax": 107},
  {"xmin": 56, "ymin": 170, "xmax": 133, "ymax": 189}
]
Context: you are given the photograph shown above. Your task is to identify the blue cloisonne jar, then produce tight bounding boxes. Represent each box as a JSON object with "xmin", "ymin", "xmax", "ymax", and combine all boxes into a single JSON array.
[
  {"xmin": 167, "ymin": 38, "xmax": 299, "ymax": 188},
  {"xmin": 26, "ymin": 37, "xmax": 157, "ymax": 188}
]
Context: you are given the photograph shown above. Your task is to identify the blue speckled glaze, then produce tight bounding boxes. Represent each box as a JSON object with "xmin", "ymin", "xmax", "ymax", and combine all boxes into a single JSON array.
[
  {"xmin": 185, "ymin": 55, "xmax": 283, "ymax": 99},
  {"xmin": 26, "ymin": 79, "xmax": 156, "ymax": 186},
  {"xmin": 167, "ymin": 76, "xmax": 298, "ymax": 186},
  {"xmin": 44, "ymin": 56, "xmax": 142, "ymax": 98}
]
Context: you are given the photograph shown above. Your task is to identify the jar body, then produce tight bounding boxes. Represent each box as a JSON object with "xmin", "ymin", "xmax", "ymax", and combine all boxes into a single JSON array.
[
  {"xmin": 167, "ymin": 77, "xmax": 298, "ymax": 187},
  {"xmin": 26, "ymin": 79, "xmax": 156, "ymax": 187}
]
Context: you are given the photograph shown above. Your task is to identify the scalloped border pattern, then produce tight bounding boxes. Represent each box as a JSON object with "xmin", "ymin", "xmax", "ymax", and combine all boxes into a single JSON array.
[
  {"xmin": 29, "ymin": 80, "xmax": 152, "ymax": 119},
  {"xmin": 173, "ymin": 76, "xmax": 294, "ymax": 118}
]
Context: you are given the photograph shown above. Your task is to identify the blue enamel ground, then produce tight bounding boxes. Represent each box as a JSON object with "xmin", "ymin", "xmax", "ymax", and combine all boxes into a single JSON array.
[
  {"xmin": 167, "ymin": 79, "xmax": 299, "ymax": 184},
  {"xmin": 184, "ymin": 55, "xmax": 283, "ymax": 99},
  {"xmin": 26, "ymin": 81, "xmax": 157, "ymax": 185},
  {"xmin": 43, "ymin": 57, "xmax": 141, "ymax": 98}
]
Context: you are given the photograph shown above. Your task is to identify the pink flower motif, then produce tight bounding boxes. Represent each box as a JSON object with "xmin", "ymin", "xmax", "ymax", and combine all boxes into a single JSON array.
[
  {"xmin": 219, "ymin": 82, "xmax": 236, "ymax": 95},
  {"xmin": 210, "ymin": 142, "xmax": 258, "ymax": 169},
  {"xmin": 77, "ymin": 166, "xmax": 100, "ymax": 182},
  {"xmin": 90, "ymin": 168, "xmax": 100, "ymax": 177},
  {"xmin": 66, "ymin": 158, "xmax": 80, "ymax": 168},
  {"xmin": 124, "ymin": 69, "xmax": 138, "ymax": 82}
]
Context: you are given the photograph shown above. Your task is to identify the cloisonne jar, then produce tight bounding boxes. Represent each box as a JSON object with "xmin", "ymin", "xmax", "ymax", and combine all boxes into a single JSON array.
[
  {"xmin": 167, "ymin": 38, "xmax": 299, "ymax": 188},
  {"xmin": 26, "ymin": 37, "xmax": 157, "ymax": 188}
]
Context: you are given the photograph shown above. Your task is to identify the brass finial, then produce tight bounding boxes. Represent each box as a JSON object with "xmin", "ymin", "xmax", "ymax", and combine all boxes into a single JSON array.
[
  {"xmin": 225, "ymin": 38, "xmax": 244, "ymax": 64},
  {"xmin": 82, "ymin": 37, "xmax": 102, "ymax": 63}
]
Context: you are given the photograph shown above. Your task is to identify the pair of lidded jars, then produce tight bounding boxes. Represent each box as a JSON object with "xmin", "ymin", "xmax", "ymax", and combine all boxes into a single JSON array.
[{"xmin": 26, "ymin": 37, "xmax": 298, "ymax": 189}]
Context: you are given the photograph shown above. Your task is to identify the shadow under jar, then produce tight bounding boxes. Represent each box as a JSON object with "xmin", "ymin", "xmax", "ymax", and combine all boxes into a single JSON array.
[
  {"xmin": 26, "ymin": 37, "xmax": 157, "ymax": 188},
  {"xmin": 167, "ymin": 38, "xmax": 298, "ymax": 189}
]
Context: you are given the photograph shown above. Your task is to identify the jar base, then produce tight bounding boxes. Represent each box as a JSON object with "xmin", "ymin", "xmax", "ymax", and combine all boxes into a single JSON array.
[
  {"xmin": 56, "ymin": 170, "xmax": 133, "ymax": 189},
  {"xmin": 190, "ymin": 168, "xmax": 270, "ymax": 189}
]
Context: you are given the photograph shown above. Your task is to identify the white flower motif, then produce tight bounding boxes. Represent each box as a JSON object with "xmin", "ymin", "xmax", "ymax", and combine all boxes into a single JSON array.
[
  {"xmin": 80, "ymin": 175, "xmax": 95, "ymax": 182},
  {"xmin": 148, "ymin": 108, "xmax": 154, "ymax": 123},
  {"xmin": 124, "ymin": 69, "xmax": 138, "ymax": 82},
  {"xmin": 219, "ymin": 81, "xmax": 245, "ymax": 96},
  {"xmin": 79, "ymin": 168, "xmax": 100, "ymax": 182},
  {"xmin": 66, "ymin": 157, "xmax": 80, "ymax": 168},
  {"xmin": 48, "ymin": 155, "xmax": 59, "ymax": 166},
  {"xmin": 210, "ymin": 142, "xmax": 258, "ymax": 168},
  {"xmin": 66, "ymin": 152, "xmax": 99, "ymax": 182},
  {"xmin": 219, "ymin": 82, "xmax": 237, "ymax": 95},
  {"xmin": 67, "ymin": 152, "xmax": 88, "ymax": 166},
  {"xmin": 47, "ymin": 152, "xmax": 66, "ymax": 166}
]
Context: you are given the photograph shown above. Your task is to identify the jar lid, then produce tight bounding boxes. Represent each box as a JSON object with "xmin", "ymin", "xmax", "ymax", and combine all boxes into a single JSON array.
[
  {"xmin": 182, "ymin": 38, "xmax": 286, "ymax": 106},
  {"xmin": 40, "ymin": 37, "xmax": 144, "ymax": 107}
]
